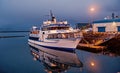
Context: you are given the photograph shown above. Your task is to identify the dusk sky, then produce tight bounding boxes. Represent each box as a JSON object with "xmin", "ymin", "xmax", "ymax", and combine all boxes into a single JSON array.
[{"xmin": 0, "ymin": 0, "xmax": 120, "ymax": 26}]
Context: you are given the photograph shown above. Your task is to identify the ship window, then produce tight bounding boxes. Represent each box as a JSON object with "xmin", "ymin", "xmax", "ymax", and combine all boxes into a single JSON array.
[
  {"xmin": 48, "ymin": 27, "xmax": 69, "ymax": 30},
  {"xmin": 47, "ymin": 32, "xmax": 80, "ymax": 39},
  {"xmin": 42, "ymin": 27, "xmax": 48, "ymax": 31},
  {"xmin": 117, "ymin": 26, "xmax": 120, "ymax": 32}
]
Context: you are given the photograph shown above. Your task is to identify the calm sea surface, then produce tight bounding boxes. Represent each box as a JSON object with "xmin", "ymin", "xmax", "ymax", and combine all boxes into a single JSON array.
[{"xmin": 0, "ymin": 25, "xmax": 120, "ymax": 73}]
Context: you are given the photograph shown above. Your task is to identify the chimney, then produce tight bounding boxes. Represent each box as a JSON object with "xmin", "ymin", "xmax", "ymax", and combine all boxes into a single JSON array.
[{"xmin": 112, "ymin": 13, "xmax": 115, "ymax": 19}]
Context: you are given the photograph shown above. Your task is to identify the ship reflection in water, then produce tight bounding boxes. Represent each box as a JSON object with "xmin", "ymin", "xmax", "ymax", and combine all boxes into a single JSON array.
[{"xmin": 29, "ymin": 44, "xmax": 83, "ymax": 73}]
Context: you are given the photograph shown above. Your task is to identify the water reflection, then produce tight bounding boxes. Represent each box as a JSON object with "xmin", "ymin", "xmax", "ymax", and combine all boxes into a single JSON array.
[
  {"xmin": 29, "ymin": 44, "xmax": 83, "ymax": 73},
  {"xmin": 28, "ymin": 43, "xmax": 120, "ymax": 73},
  {"xmin": 76, "ymin": 49, "xmax": 120, "ymax": 73}
]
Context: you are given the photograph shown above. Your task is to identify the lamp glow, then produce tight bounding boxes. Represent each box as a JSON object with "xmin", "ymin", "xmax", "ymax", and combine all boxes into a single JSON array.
[
  {"xmin": 90, "ymin": 7, "xmax": 95, "ymax": 12},
  {"xmin": 91, "ymin": 62, "xmax": 95, "ymax": 66}
]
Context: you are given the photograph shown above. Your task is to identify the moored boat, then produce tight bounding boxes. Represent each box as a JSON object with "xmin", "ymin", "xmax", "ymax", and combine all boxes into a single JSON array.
[{"xmin": 28, "ymin": 11, "xmax": 82, "ymax": 53}]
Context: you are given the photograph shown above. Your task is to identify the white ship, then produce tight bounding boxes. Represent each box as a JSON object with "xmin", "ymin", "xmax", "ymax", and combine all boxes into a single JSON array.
[{"xmin": 28, "ymin": 11, "xmax": 82, "ymax": 53}]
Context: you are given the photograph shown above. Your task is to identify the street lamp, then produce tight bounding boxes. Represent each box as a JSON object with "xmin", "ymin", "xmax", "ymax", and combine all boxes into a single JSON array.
[
  {"xmin": 89, "ymin": 7, "xmax": 96, "ymax": 33},
  {"xmin": 90, "ymin": 7, "xmax": 95, "ymax": 12},
  {"xmin": 89, "ymin": 7, "xmax": 95, "ymax": 28}
]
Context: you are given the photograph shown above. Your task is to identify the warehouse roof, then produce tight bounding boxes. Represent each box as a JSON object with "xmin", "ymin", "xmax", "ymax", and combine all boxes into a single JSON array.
[{"xmin": 93, "ymin": 18, "xmax": 120, "ymax": 24}]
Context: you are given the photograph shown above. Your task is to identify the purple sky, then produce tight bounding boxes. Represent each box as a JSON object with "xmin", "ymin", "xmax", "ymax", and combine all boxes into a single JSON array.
[{"xmin": 0, "ymin": 0, "xmax": 120, "ymax": 26}]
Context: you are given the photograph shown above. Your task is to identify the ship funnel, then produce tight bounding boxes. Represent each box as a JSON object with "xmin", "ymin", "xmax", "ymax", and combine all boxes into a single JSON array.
[{"xmin": 50, "ymin": 10, "xmax": 56, "ymax": 23}]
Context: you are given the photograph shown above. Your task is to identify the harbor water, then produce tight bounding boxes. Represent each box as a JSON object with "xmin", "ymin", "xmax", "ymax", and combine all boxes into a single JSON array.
[{"xmin": 0, "ymin": 25, "xmax": 120, "ymax": 73}]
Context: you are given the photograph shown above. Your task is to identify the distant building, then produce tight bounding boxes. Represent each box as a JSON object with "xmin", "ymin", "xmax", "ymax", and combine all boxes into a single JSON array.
[
  {"xmin": 75, "ymin": 23, "xmax": 91, "ymax": 29},
  {"xmin": 93, "ymin": 18, "xmax": 120, "ymax": 33}
]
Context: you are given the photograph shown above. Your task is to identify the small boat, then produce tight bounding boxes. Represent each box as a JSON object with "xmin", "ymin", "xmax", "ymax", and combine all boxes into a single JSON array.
[{"xmin": 28, "ymin": 11, "xmax": 82, "ymax": 53}]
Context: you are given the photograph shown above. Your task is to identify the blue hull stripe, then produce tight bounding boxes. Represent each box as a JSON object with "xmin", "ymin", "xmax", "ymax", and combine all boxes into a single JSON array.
[{"xmin": 29, "ymin": 42, "xmax": 75, "ymax": 53}]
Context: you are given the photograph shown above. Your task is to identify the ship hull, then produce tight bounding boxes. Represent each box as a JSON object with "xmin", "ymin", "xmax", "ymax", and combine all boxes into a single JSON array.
[{"xmin": 28, "ymin": 38, "xmax": 81, "ymax": 53}]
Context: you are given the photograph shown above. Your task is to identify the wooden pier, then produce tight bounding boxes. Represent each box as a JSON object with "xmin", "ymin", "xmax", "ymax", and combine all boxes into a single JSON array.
[
  {"xmin": 77, "ymin": 32, "xmax": 120, "ymax": 55},
  {"xmin": 77, "ymin": 43, "xmax": 106, "ymax": 53},
  {"xmin": 78, "ymin": 43, "xmax": 106, "ymax": 49}
]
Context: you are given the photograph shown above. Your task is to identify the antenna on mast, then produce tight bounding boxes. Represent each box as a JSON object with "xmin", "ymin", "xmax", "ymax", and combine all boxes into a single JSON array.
[{"xmin": 50, "ymin": 10, "xmax": 53, "ymax": 18}]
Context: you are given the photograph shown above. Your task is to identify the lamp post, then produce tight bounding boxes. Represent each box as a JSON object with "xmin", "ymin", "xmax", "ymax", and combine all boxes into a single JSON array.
[
  {"xmin": 90, "ymin": 7, "xmax": 95, "ymax": 24},
  {"xmin": 89, "ymin": 7, "xmax": 96, "ymax": 33}
]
